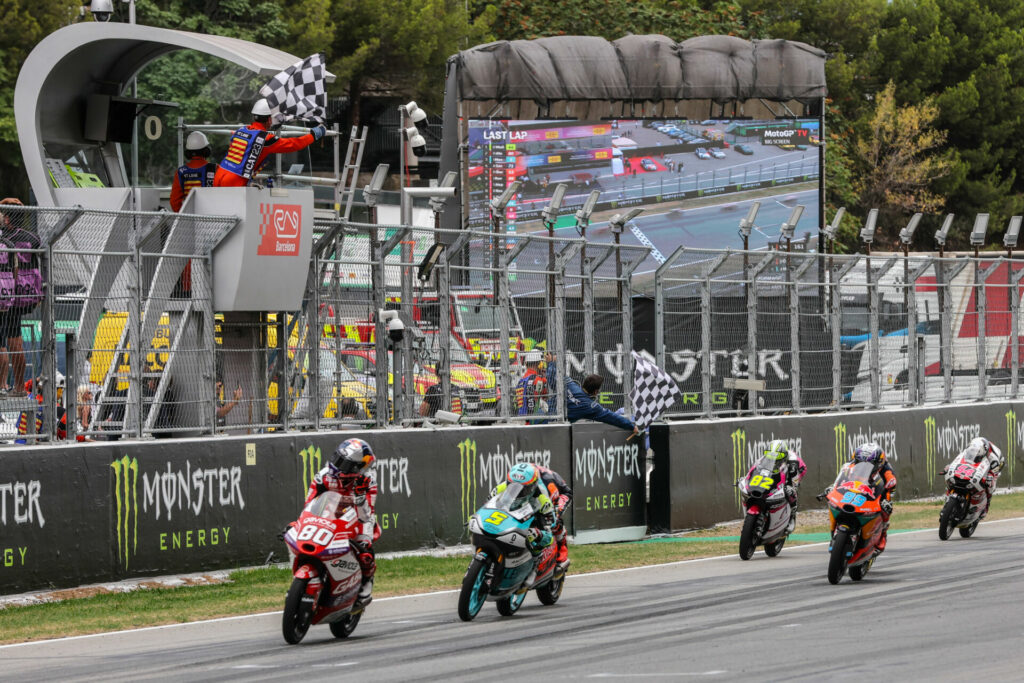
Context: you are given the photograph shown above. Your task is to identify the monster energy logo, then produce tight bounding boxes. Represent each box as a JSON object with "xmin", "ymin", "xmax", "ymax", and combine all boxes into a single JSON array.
[
  {"xmin": 924, "ymin": 416, "xmax": 937, "ymax": 480},
  {"xmin": 459, "ymin": 438, "xmax": 477, "ymax": 522},
  {"xmin": 834, "ymin": 423, "xmax": 847, "ymax": 475},
  {"xmin": 110, "ymin": 455, "xmax": 139, "ymax": 569},
  {"xmin": 730, "ymin": 428, "xmax": 746, "ymax": 508},
  {"xmin": 1006, "ymin": 410, "xmax": 1017, "ymax": 483},
  {"xmin": 299, "ymin": 445, "xmax": 322, "ymax": 497}
]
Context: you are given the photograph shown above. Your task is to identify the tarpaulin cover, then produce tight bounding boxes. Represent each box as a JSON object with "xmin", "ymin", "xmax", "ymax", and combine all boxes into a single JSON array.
[{"xmin": 451, "ymin": 34, "xmax": 826, "ymax": 104}]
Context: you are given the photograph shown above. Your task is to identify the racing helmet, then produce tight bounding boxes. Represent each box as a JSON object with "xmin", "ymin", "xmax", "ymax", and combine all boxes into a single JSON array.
[
  {"xmin": 853, "ymin": 442, "xmax": 886, "ymax": 474},
  {"xmin": 507, "ymin": 462, "xmax": 539, "ymax": 488},
  {"xmin": 185, "ymin": 131, "xmax": 210, "ymax": 153},
  {"xmin": 330, "ymin": 438, "xmax": 375, "ymax": 478},
  {"xmin": 964, "ymin": 437, "xmax": 991, "ymax": 463},
  {"xmin": 763, "ymin": 439, "xmax": 789, "ymax": 471}
]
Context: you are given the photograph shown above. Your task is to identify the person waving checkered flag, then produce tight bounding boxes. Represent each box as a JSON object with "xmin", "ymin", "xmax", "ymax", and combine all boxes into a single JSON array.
[
  {"xmin": 629, "ymin": 351, "xmax": 681, "ymax": 431},
  {"xmin": 259, "ymin": 53, "xmax": 328, "ymax": 125}
]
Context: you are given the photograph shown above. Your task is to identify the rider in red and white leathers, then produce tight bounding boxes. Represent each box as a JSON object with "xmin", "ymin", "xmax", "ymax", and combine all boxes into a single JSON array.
[
  {"xmin": 942, "ymin": 437, "xmax": 1004, "ymax": 519},
  {"xmin": 535, "ymin": 464, "xmax": 572, "ymax": 567},
  {"xmin": 304, "ymin": 438, "xmax": 380, "ymax": 604}
]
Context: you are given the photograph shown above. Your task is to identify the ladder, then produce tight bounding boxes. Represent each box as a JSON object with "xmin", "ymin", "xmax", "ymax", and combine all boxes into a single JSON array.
[{"xmin": 336, "ymin": 125, "xmax": 368, "ymax": 222}]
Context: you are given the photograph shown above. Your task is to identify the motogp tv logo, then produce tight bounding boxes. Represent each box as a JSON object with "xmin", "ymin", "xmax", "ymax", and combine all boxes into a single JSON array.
[{"xmin": 257, "ymin": 203, "xmax": 302, "ymax": 256}]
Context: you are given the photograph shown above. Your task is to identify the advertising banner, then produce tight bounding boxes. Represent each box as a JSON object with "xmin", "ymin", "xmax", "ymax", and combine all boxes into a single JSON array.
[{"xmin": 570, "ymin": 423, "xmax": 645, "ymax": 539}]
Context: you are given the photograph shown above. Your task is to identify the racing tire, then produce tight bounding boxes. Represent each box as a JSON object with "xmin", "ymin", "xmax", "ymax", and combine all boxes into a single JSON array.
[
  {"xmin": 938, "ymin": 498, "xmax": 958, "ymax": 541},
  {"xmin": 497, "ymin": 590, "xmax": 526, "ymax": 616},
  {"xmin": 764, "ymin": 536, "xmax": 786, "ymax": 557},
  {"xmin": 849, "ymin": 557, "xmax": 872, "ymax": 582},
  {"xmin": 536, "ymin": 573, "xmax": 565, "ymax": 606},
  {"xmin": 959, "ymin": 520, "xmax": 979, "ymax": 538},
  {"xmin": 739, "ymin": 514, "xmax": 759, "ymax": 561},
  {"xmin": 329, "ymin": 611, "xmax": 362, "ymax": 639},
  {"xmin": 458, "ymin": 558, "xmax": 491, "ymax": 622},
  {"xmin": 827, "ymin": 530, "xmax": 849, "ymax": 585},
  {"xmin": 282, "ymin": 577, "xmax": 313, "ymax": 644}
]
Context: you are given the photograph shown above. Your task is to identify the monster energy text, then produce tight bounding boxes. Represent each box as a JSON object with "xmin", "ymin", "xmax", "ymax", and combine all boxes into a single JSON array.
[
  {"xmin": 299, "ymin": 445, "xmax": 322, "ymax": 497},
  {"xmin": 459, "ymin": 438, "xmax": 477, "ymax": 524},
  {"xmin": 110, "ymin": 455, "xmax": 139, "ymax": 569},
  {"xmin": 731, "ymin": 428, "xmax": 746, "ymax": 508}
]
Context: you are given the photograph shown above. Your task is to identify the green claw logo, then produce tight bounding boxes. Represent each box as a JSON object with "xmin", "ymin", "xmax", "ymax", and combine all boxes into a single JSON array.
[
  {"xmin": 458, "ymin": 438, "xmax": 477, "ymax": 522},
  {"xmin": 834, "ymin": 422, "xmax": 847, "ymax": 475},
  {"xmin": 110, "ymin": 455, "xmax": 139, "ymax": 569},
  {"xmin": 730, "ymin": 428, "xmax": 746, "ymax": 508},
  {"xmin": 299, "ymin": 445, "xmax": 321, "ymax": 497},
  {"xmin": 924, "ymin": 416, "xmax": 937, "ymax": 480},
  {"xmin": 1006, "ymin": 410, "xmax": 1017, "ymax": 483}
]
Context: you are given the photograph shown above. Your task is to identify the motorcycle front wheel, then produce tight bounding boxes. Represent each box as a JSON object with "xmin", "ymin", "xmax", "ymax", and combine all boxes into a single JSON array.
[
  {"xmin": 282, "ymin": 577, "xmax": 313, "ymax": 644},
  {"xmin": 827, "ymin": 530, "xmax": 850, "ymax": 585},
  {"xmin": 329, "ymin": 611, "xmax": 362, "ymax": 639},
  {"xmin": 739, "ymin": 514, "xmax": 760, "ymax": 561},
  {"xmin": 959, "ymin": 520, "xmax": 980, "ymax": 538},
  {"xmin": 497, "ymin": 590, "xmax": 526, "ymax": 616},
  {"xmin": 536, "ymin": 573, "xmax": 565, "ymax": 606},
  {"xmin": 938, "ymin": 498, "xmax": 958, "ymax": 541},
  {"xmin": 458, "ymin": 558, "xmax": 491, "ymax": 622}
]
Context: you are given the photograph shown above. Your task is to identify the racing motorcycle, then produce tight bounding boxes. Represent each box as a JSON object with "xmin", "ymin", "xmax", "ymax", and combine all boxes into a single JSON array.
[
  {"xmin": 458, "ymin": 482, "xmax": 566, "ymax": 622},
  {"xmin": 820, "ymin": 461, "xmax": 887, "ymax": 585},
  {"xmin": 938, "ymin": 459, "xmax": 990, "ymax": 540},
  {"xmin": 281, "ymin": 491, "xmax": 371, "ymax": 644},
  {"xmin": 736, "ymin": 457, "xmax": 793, "ymax": 560}
]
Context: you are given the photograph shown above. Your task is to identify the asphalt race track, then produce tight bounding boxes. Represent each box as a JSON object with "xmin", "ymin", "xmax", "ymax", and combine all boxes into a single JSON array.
[{"xmin": 5, "ymin": 518, "xmax": 1024, "ymax": 681}]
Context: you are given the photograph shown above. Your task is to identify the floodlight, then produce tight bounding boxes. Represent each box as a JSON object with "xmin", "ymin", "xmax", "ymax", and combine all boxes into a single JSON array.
[
  {"xmin": 417, "ymin": 243, "xmax": 446, "ymax": 282},
  {"xmin": 363, "ymin": 163, "xmax": 389, "ymax": 208},
  {"xmin": 575, "ymin": 189, "xmax": 601, "ymax": 225},
  {"xmin": 738, "ymin": 201, "xmax": 761, "ymax": 237},
  {"xmin": 608, "ymin": 208, "xmax": 644, "ymax": 234},
  {"xmin": 404, "ymin": 126, "xmax": 427, "ymax": 157},
  {"xmin": 861, "ymin": 208, "xmax": 879, "ymax": 244},
  {"xmin": 489, "ymin": 181, "xmax": 521, "ymax": 214},
  {"xmin": 1004, "ymin": 216, "xmax": 1022, "ymax": 249},
  {"xmin": 541, "ymin": 184, "xmax": 568, "ymax": 226},
  {"xmin": 823, "ymin": 206, "xmax": 845, "ymax": 241},
  {"xmin": 90, "ymin": 0, "xmax": 114, "ymax": 21},
  {"xmin": 970, "ymin": 213, "xmax": 989, "ymax": 246},
  {"xmin": 428, "ymin": 171, "xmax": 458, "ymax": 213},
  {"xmin": 899, "ymin": 212, "xmax": 923, "ymax": 245},
  {"xmin": 779, "ymin": 205, "xmax": 805, "ymax": 240},
  {"xmin": 934, "ymin": 213, "xmax": 954, "ymax": 247},
  {"xmin": 404, "ymin": 101, "xmax": 429, "ymax": 133}
]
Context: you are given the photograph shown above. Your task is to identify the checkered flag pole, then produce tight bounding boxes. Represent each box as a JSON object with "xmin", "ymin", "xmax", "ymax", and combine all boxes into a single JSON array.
[
  {"xmin": 629, "ymin": 351, "xmax": 681, "ymax": 431},
  {"xmin": 259, "ymin": 53, "xmax": 328, "ymax": 125}
]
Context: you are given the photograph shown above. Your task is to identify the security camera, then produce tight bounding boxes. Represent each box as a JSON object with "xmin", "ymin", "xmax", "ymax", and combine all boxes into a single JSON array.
[
  {"xmin": 405, "ymin": 126, "xmax": 427, "ymax": 158},
  {"xmin": 388, "ymin": 316, "xmax": 405, "ymax": 343},
  {"xmin": 89, "ymin": 0, "xmax": 114, "ymax": 21}
]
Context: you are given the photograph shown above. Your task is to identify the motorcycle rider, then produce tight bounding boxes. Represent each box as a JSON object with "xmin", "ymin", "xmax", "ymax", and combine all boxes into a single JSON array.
[
  {"xmin": 213, "ymin": 98, "xmax": 325, "ymax": 187},
  {"xmin": 535, "ymin": 464, "xmax": 572, "ymax": 569},
  {"xmin": 762, "ymin": 440, "xmax": 807, "ymax": 535},
  {"xmin": 829, "ymin": 442, "xmax": 897, "ymax": 551},
  {"xmin": 942, "ymin": 437, "xmax": 1004, "ymax": 519},
  {"xmin": 492, "ymin": 462, "xmax": 555, "ymax": 552},
  {"xmin": 304, "ymin": 438, "xmax": 379, "ymax": 606}
]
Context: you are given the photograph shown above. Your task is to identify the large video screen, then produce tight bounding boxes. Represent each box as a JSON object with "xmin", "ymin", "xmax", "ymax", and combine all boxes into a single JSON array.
[{"xmin": 466, "ymin": 118, "xmax": 822, "ymax": 274}]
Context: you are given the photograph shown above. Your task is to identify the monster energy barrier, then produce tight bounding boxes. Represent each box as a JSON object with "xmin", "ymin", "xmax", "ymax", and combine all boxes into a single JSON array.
[
  {"xmin": 1006, "ymin": 410, "xmax": 1017, "ymax": 482},
  {"xmin": 731, "ymin": 428, "xmax": 746, "ymax": 508},
  {"xmin": 924, "ymin": 416, "xmax": 937, "ymax": 479},
  {"xmin": 834, "ymin": 422, "xmax": 847, "ymax": 476},
  {"xmin": 458, "ymin": 438, "xmax": 477, "ymax": 525},
  {"xmin": 110, "ymin": 455, "xmax": 139, "ymax": 569},
  {"xmin": 299, "ymin": 445, "xmax": 322, "ymax": 498}
]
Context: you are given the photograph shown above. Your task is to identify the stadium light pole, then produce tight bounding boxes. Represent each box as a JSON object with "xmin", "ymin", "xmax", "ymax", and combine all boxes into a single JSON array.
[
  {"xmin": 1004, "ymin": 215, "xmax": 1022, "ymax": 259},
  {"xmin": 860, "ymin": 208, "xmax": 878, "ymax": 256},
  {"xmin": 934, "ymin": 213, "xmax": 954, "ymax": 258},
  {"xmin": 609, "ymin": 208, "xmax": 644, "ymax": 308},
  {"xmin": 970, "ymin": 213, "xmax": 989, "ymax": 258},
  {"xmin": 575, "ymin": 188, "xmax": 601, "ymax": 277},
  {"xmin": 899, "ymin": 213, "xmax": 922, "ymax": 313},
  {"xmin": 739, "ymin": 202, "xmax": 761, "ymax": 304},
  {"xmin": 541, "ymin": 183, "xmax": 568, "ymax": 308},
  {"xmin": 488, "ymin": 180, "xmax": 522, "ymax": 295}
]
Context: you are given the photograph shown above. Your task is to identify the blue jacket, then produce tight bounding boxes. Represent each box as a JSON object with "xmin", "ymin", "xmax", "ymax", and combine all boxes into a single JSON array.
[{"xmin": 564, "ymin": 378, "xmax": 634, "ymax": 431}]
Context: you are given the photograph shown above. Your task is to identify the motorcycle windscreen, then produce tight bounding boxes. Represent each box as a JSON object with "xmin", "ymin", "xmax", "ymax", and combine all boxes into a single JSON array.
[
  {"xmin": 748, "ymin": 456, "xmax": 782, "ymax": 481},
  {"xmin": 305, "ymin": 491, "xmax": 344, "ymax": 518},
  {"xmin": 490, "ymin": 483, "xmax": 536, "ymax": 521}
]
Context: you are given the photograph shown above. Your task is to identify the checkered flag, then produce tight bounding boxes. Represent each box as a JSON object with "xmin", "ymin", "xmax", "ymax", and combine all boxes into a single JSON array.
[
  {"xmin": 629, "ymin": 351, "xmax": 681, "ymax": 431},
  {"xmin": 259, "ymin": 53, "xmax": 328, "ymax": 124}
]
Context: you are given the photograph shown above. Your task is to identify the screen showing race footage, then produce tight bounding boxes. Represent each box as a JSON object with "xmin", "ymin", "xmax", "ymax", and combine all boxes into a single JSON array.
[{"xmin": 467, "ymin": 118, "xmax": 822, "ymax": 274}]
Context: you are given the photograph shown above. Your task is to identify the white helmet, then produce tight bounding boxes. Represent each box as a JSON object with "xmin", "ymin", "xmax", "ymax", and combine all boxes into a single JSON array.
[
  {"xmin": 251, "ymin": 98, "xmax": 272, "ymax": 117},
  {"xmin": 185, "ymin": 131, "xmax": 209, "ymax": 152}
]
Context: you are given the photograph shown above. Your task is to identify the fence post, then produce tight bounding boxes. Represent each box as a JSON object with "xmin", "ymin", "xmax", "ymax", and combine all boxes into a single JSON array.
[
  {"xmin": 618, "ymin": 247, "xmax": 645, "ymax": 414},
  {"xmin": 130, "ymin": 229, "xmax": 143, "ymax": 437},
  {"xmin": 1013, "ymin": 266, "xmax": 1024, "ymax": 399},
  {"xmin": 789, "ymin": 256, "xmax": 816, "ymax": 413},
  {"xmin": 497, "ymin": 246, "xmax": 513, "ymax": 421},
  {"xmin": 940, "ymin": 260, "xmax": 953, "ymax": 402},
  {"xmin": 976, "ymin": 261, "xmax": 1001, "ymax": 401},
  {"xmin": 554, "ymin": 242, "xmax": 582, "ymax": 420},
  {"xmin": 655, "ymin": 246, "xmax": 686, "ymax": 373},
  {"xmin": 40, "ymin": 241, "xmax": 56, "ymax": 440},
  {"xmin": 370, "ymin": 227, "xmax": 388, "ymax": 427},
  {"xmin": 867, "ymin": 257, "xmax": 897, "ymax": 408},
  {"xmin": 700, "ymin": 273, "xmax": 712, "ymax": 418}
]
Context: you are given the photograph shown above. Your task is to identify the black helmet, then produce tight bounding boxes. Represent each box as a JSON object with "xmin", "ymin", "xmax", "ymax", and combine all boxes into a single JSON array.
[{"xmin": 330, "ymin": 438, "xmax": 375, "ymax": 478}]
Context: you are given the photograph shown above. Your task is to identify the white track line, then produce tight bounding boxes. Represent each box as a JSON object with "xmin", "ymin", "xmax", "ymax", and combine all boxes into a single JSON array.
[{"xmin": 3, "ymin": 515, "xmax": 1022, "ymax": 650}]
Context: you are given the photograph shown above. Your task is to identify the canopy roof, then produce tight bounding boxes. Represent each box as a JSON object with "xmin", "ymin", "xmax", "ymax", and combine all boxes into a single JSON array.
[{"xmin": 450, "ymin": 35, "xmax": 826, "ymax": 106}]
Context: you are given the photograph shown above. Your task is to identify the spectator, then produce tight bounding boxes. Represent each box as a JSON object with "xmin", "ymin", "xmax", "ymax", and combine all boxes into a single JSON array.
[
  {"xmin": 338, "ymin": 397, "xmax": 362, "ymax": 427},
  {"xmin": 216, "ymin": 380, "xmax": 243, "ymax": 426},
  {"xmin": 514, "ymin": 351, "xmax": 548, "ymax": 418},
  {"xmin": 419, "ymin": 383, "xmax": 442, "ymax": 418},
  {"xmin": 564, "ymin": 373, "xmax": 637, "ymax": 435},
  {"xmin": 144, "ymin": 371, "xmax": 179, "ymax": 439},
  {"xmin": 76, "ymin": 384, "xmax": 94, "ymax": 441},
  {"xmin": 0, "ymin": 198, "xmax": 41, "ymax": 397}
]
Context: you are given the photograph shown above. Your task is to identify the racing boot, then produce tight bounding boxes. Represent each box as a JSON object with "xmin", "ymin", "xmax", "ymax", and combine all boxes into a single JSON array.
[
  {"xmin": 356, "ymin": 577, "xmax": 373, "ymax": 608},
  {"xmin": 786, "ymin": 502, "xmax": 798, "ymax": 535}
]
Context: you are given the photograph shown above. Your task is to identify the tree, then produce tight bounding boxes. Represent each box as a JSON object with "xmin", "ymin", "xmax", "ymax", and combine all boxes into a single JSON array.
[{"xmin": 853, "ymin": 81, "xmax": 954, "ymax": 249}]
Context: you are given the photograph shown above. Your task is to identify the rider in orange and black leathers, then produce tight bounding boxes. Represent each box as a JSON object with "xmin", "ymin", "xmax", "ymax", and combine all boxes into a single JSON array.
[
  {"xmin": 305, "ymin": 438, "xmax": 380, "ymax": 604},
  {"xmin": 535, "ymin": 464, "xmax": 572, "ymax": 567}
]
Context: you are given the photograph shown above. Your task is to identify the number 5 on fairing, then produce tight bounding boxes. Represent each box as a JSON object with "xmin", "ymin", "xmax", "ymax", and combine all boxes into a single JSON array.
[{"xmin": 485, "ymin": 511, "xmax": 509, "ymax": 525}]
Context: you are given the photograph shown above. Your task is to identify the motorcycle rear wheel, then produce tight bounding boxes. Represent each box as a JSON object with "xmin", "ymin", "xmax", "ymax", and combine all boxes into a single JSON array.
[
  {"xmin": 739, "ymin": 514, "xmax": 759, "ymax": 561},
  {"xmin": 938, "ymin": 498, "xmax": 958, "ymax": 541},
  {"xmin": 497, "ymin": 590, "xmax": 526, "ymax": 616},
  {"xmin": 282, "ymin": 577, "xmax": 313, "ymax": 644},
  {"xmin": 458, "ymin": 558, "xmax": 491, "ymax": 622},
  {"xmin": 827, "ymin": 530, "xmax": 849, "ymax": 585},
  {"xmin": 329, "ymin": 611, "xmax": 362, "ymax": 638},
  {"xmin": 849, "ymin": 557, "xmax": 873, "ymax": 581},
  {"xmin": 959, "ymin": 520, "xmax": 979, "ymax": 538},
  {"xmin": 764, "ymin": 536, "xmax": 786, "ymax": 557},
  {"xmin": 536, "ymin": 573, "xmax": 565, "ymax": 606}
]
